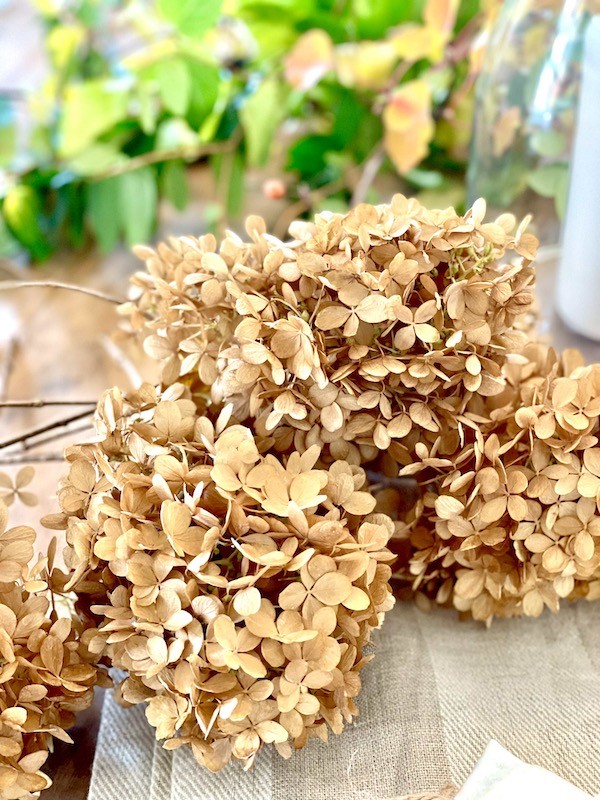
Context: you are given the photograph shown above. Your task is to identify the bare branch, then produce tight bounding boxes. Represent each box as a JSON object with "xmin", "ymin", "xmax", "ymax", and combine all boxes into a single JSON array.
[
  {"xmin": 0, "ymin": 281, "xmax": 124, "ymax": 305},
  {"xmin": 273, "ymin": 174, "xmax": 353, "ymax": 240},
  {"xmin": 91, "ymin": 138, "xmax": 238, "ymax": 181},
  {"xmin": 20, "ymin": 422, "xmax": 93, "ymax": 452},
  {"xmin": 0, "ymin": 399, "xmax": 97, "ymax": 408},
  {"xmin": 0, "ymin": 409, "xmax": 94, "ymax": 451},
  {"xmin": 0, "ymin": 453, "xmax": 66, "ymax": 465}
]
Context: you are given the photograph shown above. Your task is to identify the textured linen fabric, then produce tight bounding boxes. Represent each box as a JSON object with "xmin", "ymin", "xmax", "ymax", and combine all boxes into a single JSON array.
[{"xmin": 88, "ymin": 602, "xmax": 600, "ymax": 800}]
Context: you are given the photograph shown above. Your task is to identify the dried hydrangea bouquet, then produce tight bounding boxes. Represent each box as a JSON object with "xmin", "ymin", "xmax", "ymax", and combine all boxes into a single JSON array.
[{"xmin": 2, "ymin": 194, "xmax": 600, "ymax": 796}]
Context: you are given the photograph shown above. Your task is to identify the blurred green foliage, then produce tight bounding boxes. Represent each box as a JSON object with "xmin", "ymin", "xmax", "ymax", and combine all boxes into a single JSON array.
[{"xmin": 0, "ymin": 0, "xmax": 491, "ymax": 261}]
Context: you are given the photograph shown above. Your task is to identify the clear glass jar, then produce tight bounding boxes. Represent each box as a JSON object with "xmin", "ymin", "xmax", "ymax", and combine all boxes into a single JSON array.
[{"xmin": 467, "ymin": 0, "xmax": 599, "ymax": 246}]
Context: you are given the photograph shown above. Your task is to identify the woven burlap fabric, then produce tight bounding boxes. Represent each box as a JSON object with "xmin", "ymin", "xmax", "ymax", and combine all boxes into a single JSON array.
[{"xmin": 88, "ymin": 602, "xmax": 600, "ymax": 800}]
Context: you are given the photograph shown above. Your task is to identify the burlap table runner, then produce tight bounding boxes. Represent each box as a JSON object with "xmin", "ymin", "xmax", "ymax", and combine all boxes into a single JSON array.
[{"xmin": 88, "ymin": 601, "xmax": 600, "ymax": 800}]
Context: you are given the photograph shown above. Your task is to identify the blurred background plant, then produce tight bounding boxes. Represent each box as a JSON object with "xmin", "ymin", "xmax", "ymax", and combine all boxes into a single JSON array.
[{"xmin": 0, "ymin": 0, "xmax": 500, "ymax": 263}]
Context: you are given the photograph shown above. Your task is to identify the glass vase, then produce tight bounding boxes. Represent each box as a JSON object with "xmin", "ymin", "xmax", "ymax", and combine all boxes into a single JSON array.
[{"xmin": 467, "ymin": 0, "xmax": 599, "ymax": 246}]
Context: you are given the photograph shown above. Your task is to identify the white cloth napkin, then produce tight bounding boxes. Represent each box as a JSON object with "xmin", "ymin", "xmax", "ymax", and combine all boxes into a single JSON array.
[{"xmin": 456, "ymin": 741, "xmax": 599, "ymax": 800}]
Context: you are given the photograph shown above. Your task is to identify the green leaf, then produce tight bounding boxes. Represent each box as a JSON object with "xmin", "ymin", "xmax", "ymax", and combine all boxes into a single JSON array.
[
  {"xmin": 2, "ymin": 185, "xmax": 53, "ymax": 261},
  {"xmin": 457, "ymin": 0, "xmax": 481, "ymax": 30},
  {"xmin": 59, "ymin": 79, "xmax": 130, "ymax": 158},
  {"xmin": 119, "ymin": 166, "xmax": 158, "ymax": 246},
  {"xmin": 530, "ymin": 130, "xmax": 567, "ymax": 159},
  {"xmin": 527, "ymin": 163, "xmax": 570, "ymax": 220},
  {"xmin": 331, "ymin": 89, "xmax": 367, "ymax": 148},
  {"xmin": 46, "ymin": 23, "xmax": 85, "ymax": 71},
  {"xmin": 287, "ymin": 135, "xmax": 338, "ymax": 179},
  {"xmin": 240, "ymin": 77, "xmax": 288, "ymax": 166},
  {"xmin": 186, "ymin": 60, "xmax": 220, "ymax": 129},
  {"xmin": 527, "ymin": 163, "xmax": 569, "ymax": 198},
  {"xmin": 157, "ymin": 0, "xmax": 223, "ymax": 38},
  {"xmin": 160, "ymin": 160, "xmax": 189, "ymax": 211},
  {"xmin": 352, "ymin": 0, "xmax": 424, "ymax": 38},
  {"xmin": 155, "ymin": 58, "xmax": 192, "ymax": 116},
  {"xmin": 85, "ymin": 177, "xmax": 122, "ymax": 253},
  {"xmin": 405, "ymin": 167, "xmax": 444, "ymax": 190}
]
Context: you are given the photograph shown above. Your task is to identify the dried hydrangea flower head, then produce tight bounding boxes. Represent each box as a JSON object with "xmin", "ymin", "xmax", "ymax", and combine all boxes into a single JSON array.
[
  {"xmin": 121, "ymin": 194, "xmax": 600, "ymax": 622},
  {"xmin": 0, "ymin": 500, "xmax": 103, "ymax": 800},
  {"xmin": 51, "ymin": 383, "xmax": 395, "ymax": 770},
  {"xmin": 402, "ymin": 346, "xmax": 600, "ymax": 621},
  {"xmin": 124, "ymin": 196, "xmax": 537, "ymax": 468}
]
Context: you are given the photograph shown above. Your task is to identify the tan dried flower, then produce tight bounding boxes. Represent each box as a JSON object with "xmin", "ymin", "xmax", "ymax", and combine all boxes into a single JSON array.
[
  {"xmin": 120, "ymin": 195, "xmax": 600, "ymax": 626},
  {"xmin": 0, "ymin": 498, "xmax": 105, "ymax": 800},
  {"xmin": 0, "ymin": 469, "xmax": 37, "ymax": 508},
  {"xmin": 52, "ymin": 382, "xmax": 395, "ymax": 770}
]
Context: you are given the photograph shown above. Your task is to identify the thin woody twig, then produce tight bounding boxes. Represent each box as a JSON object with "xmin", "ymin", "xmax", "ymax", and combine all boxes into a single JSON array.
[
  {"xmin": 0, "ymin": 453, "xmax": 66, "ymax": 465},
  {"xmin": 273, "ymin": 173, "xmax": 354, "ymax": 240},
  {"xmin": 91, "ymin": 138, "xmax": 237, "ymax": 181},
  {"xmin": 351, "ymin": 145, "xmax": 385, "ymax": 208},
  {"xmin": 19, "ymin": 422, "xmax": 93, "ymax": 452},
  {"xmin": 0, "ymin": 281, "xmax": 124, "ymax": 305},
  {"xmin": 0, "ymin": 409, "xmax": 94, "ymax": 451},
  {"xmin": 0, "ymin": 399, "xmax": 97, "ymax": 408}
]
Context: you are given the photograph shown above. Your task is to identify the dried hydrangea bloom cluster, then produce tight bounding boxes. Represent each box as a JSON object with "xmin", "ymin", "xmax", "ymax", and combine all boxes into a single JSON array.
[
  {"xmin": 123, "ymin": 194, "xmax": 598, "ymax": 622},
  {"xmin": 0, "ymin": 501, "xmax": 103, "ymax": 800},
  {"xmin": 405, "ymin": 347, "xmax": 600, "ymax": 620},
  {"xmin": 49, "ymin": 383, "xmax": 395, "ymax": 770}
]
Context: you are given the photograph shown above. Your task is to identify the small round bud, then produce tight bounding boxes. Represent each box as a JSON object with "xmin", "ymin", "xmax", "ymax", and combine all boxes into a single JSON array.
[{"xmin": 262, "ymin": 178, "xmax": 286, "ymax": 200}]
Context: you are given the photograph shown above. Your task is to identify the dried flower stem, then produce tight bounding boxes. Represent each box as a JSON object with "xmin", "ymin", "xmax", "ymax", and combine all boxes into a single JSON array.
[
  {"xmin": 0, "ymin": 280, "xmax": 124, "ymax": 304},
  {"xmin": 0, "ymin": 409, "xmax": 93, "ymax": 451}
]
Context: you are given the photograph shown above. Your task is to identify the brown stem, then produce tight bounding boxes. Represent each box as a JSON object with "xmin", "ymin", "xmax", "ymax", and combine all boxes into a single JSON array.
[
  {"xmin": 0, "ymin": 399, "xmax": 97, "ymax": 408},
  {"xmin": 0, "ymin": 453, "xmax": 66, "ymax": 465},
  {"xmin": 273, "ymin": 173, "xmax": 354, "ymax": 240},
  {"xmin": 0, "ymin": 281, "xmax": 124, "ymax": 304},
  {"xmin": 351, "ymin": 145, "xmax": 385, "ymax": 207},
  {"xmin": 91, "ymin": 138, "xmax": 237, "ymax": 181},
  {"xmin": 20, "ymin": 422, "xmax": 93, "ymax": 452},
  {"xmin": 0, "ymin": 409, "xmax": 93, "ymax": 451}
]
